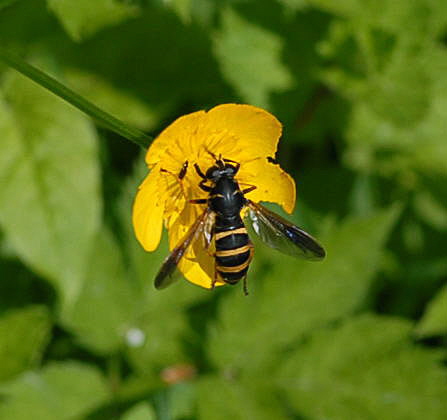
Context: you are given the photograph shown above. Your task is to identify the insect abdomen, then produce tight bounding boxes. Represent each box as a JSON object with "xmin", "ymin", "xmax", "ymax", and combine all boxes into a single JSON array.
[{"xmin": 214, "ymin": 218, "xmax": 252, "ymax": 284}]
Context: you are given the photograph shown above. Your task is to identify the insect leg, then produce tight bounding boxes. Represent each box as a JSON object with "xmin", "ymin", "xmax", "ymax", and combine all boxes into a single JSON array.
[
  {"xmin": 242, "ymin": 275, "xmax": 249, "ymax": 296},
  {"xmin": 190, "ymin": 199, "xmax": 207, "ymax": 204},
  {"xmin": 161, "ymin": 160, "xmax": 188, "ymax": 179},
  {"xmin": 243, "ymin": 242, "xmax": 254, "ymax": 296},
  {"xmin": 194, "ymin": 163, "xmax": 206, "ymax": 179},
  {"xmin": 194, "ymin": 163, "xmax": 207, "ymax": 179},
  {"xmin": 178, "ymin": 161, "xmax": 189, "ymax": 179},
  {"xmin": 247, "ymin": 241, "xmax": 255, "ymax": 264},
  {"xmin": 211, "ymin": 265, "xmax": 218, "ymax": 290},
  {"xmin": 242, "ymin": 185, "xmax": 257, "ymax": 194},
  {"xmin": 160, "ymin": 166, "xmax": 187, "ymax": 198},
  {"xmin": 199, "ymin": 179, "xmax": 212, "ymax": 192}
]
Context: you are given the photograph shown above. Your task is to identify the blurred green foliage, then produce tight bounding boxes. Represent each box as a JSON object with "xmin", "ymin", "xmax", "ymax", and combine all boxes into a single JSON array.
[{"xmin": 0, "ymin": 0, "xmax": 446, "ymax": 419}]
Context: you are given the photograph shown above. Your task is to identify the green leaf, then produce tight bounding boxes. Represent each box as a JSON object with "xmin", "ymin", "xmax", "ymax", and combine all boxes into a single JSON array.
[
  {"xmin": 0, "ymin": 49, "xmax": 153, "ymax": 149},
  {"xmin": 61, "ymin": 227, "xmax": 142, "ymax": 355},
  {"xmin": 197, "ymin": 376, "xmax": 287, "ymax": 420},
  {"xmin": 308, "ymin": 0, "xmax": 446, "ymax": 38},
  {"xmin": 213, "ymin": 7, "xmax": 293, "ymax": 108},
  {"xmin": 0, "ymin": 306, "xmax": 51, "ymax": 382},
  {"xmin": 413, "ymin": 191, "xmax": 447, "ymax": 231},
  {"xmin": 115, "ymin": 373, "xmax": 161, "ymax": 406},
  {"xmin": 167, "ymin": 0, "xmax": 192, "ymax": 24},
  {"xmin": 277, "ymin": 314, "xmax": 447, "ymax": 420},
  {"xmin": 416, "ymin": 285, "xmax": 447, "ymax": 337},
  {"xmin": 0, "ymin": 0, "xmax": 19, "ymax": 11},
  {"xmin": 124, "ymin": 302, "xmax": 193, "ymax": 373},
  {"xmin": 169, "ymin": 382, "xmax": 197, "ymax": 420},
  {"xmin": 208, "ymin": 206, "xmax": 400, "ymax": 373},
  {"xmin": 0, "ymin": 361, "xmax": 109, "ymax": 420},
  {"xmin": 47, "ymin": 0, "xmax": 139, "ymax": 41},
  {"xmin": 366, "ymin": 54, "xmax": 430, "ymax": 127},
  {"xmin": 277, "ymin": 0, "xmax": 309, "ymax": 12},
  {"xmin": 318, "ymin": 12, "xmax": 447, "ymax": 178},
  {"xmin": 121, "ymin": 401, "xmax": 156, "ymax": 420},
  {"xmin": 0, "ymin": 67, "xmax": 101, "ymax": 312},
  {"xmin": 65, "ymin": 68, "xmax": 159, "ymax": 131}
]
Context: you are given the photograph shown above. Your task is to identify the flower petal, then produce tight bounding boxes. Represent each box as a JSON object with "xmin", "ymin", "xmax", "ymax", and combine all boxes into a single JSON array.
[
  {"xmin": 145, "ymin": 104, "xmax": 282, "ymax": 171},
  {"xmin": 205, "ymin": 104, "xmax": 282, "ymax": 161},
  {"xmin": 168, "ymin": 205, "xmax": 225, "ymax": 289},
  {"xmin": 239, "ymin": 159, "xmax": 296, "ymax": 213},
  {"xmin": 179, "ymin": 257, "xmax": 225, "ymax": 289},
  {"xmin": 145, "ymin": 110, "xmax": 206, "ymax": 167},
  {"xmin": 132, "ymin": 166, "xmax": 165, "ymax": 251}
]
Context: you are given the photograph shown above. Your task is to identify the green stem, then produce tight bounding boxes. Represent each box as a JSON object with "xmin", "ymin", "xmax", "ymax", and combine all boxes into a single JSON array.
[{"xmin": 0, "ymin": 48, "xmax": 153, "ymax": 149}]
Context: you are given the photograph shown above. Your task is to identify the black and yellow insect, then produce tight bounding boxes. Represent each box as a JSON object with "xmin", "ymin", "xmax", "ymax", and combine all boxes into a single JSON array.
[{"xmin": 154, "ymin": 156, "xmax": 325, "ymax": 295}]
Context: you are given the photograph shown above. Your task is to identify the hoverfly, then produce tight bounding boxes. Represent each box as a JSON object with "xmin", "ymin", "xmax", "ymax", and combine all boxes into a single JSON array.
[{"xmin": 155, "ymin": 156, "xmax": 325, "ymax": 295}]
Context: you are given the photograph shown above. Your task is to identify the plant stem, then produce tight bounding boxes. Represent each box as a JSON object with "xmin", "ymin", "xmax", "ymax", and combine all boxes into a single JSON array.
[{"xmin": 0, "ymin": 48, "xmax": 153, "ymax": 149}]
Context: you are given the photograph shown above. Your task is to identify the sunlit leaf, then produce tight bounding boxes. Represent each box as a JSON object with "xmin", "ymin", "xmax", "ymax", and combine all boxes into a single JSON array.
[
  {"xmin": 121, "ymin": 401, "xmax": 156, "ymax": 420},
  {"xmin": 213, "ymin": 7, "xmax": 293, "ymax": 108},
  {"xmin": 0, "ymin": 362, "xmax": 109, "ymax": 419},
  {"xmin": 0, "ymin": 67, "xmax": 101, "ymax": 313},
  {"xmin": 319, "ymin": 13, "xmax": 447, "ymax": 178},
  {"xmin": 125, "ymin": 307, "xmax": 192, "ymax": 373},
  {"xmin": 307, "ymin": 0, "xmax": 447, "ymax": 38},
  {"xmin": 169, "ymin": 382, "xmax": 197, "ymax": 420},
  {"xmin": 167, "ymin": 0, "xmax": 192, "ymax": 23},
  {"xmin": 416, "ymin": 285, "xmax": 447, "ymax": 337},
  {"xmin": 197, "ymin": 376, "xmax": 287, "ymax": 420},
  {"xmin": 47, "ymin": 0, "xmax": 139, "ymax": 41},
  {"xmin": 277, "ymin": 314, "xmax": 447, "ymax": 420},
  {"xmin": 61, "ymin": 227, "xmax": 142, "ymax": 355},
  {"xmin": 413, "ymin": 191, "xmax": 447, "ymax": 231}
]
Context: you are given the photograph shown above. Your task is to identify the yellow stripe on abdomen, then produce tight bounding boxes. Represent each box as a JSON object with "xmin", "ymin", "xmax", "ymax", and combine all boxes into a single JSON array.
[
  {"xmin": 215, "ymin": 227, "xmax": 247, "ymax": 241},
  {"xmin": 217, "ymin": 259, "xmax": 251, "ymax": 273},
  {"xmin": 215, "ymin": 244, "xmax": 251, "ymax": 257}
]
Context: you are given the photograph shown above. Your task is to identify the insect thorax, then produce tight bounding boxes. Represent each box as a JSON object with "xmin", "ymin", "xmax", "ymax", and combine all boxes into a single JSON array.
[{"xmin": 209, "ymin": 177, "xmax": 244, "ymax": 217}]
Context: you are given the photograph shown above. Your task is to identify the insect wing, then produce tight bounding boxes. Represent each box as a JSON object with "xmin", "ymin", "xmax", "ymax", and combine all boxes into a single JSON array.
[
  {"xmin": 246, "ymin": 201, "xmax": 325, "ymax": 260},
  {"xmin": 154, "ymin": 208, "xmax": 212, "ymax": 289}
]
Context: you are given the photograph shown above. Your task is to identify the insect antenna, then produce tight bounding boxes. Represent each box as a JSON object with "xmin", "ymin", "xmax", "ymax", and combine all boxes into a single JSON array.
[
  {"xmin": 203, "ymin": 147, "xmax": 226, "ymax": 168},
  {"xmin": 203, "ymin": 147, "xmax": 218, "ymax": 160}
]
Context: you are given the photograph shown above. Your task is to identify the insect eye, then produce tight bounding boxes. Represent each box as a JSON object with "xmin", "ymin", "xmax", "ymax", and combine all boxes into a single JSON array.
[{"xmin": 206, "ymin": 166, "xmax": 219, "ymax": 179}]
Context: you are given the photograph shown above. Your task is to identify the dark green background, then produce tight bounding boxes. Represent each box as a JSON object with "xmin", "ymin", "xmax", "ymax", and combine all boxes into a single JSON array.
[{"xmin": 0, "ymin": 1, "xmax": 446, "ymax": 419}]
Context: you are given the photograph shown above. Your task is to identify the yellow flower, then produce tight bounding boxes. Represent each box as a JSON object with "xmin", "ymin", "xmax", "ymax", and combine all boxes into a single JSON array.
[{"xmin": 133, "ymin": 104, "xmax": 296, "ymax": 289}]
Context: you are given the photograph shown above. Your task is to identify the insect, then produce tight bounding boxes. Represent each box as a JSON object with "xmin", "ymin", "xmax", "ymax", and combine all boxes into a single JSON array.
[{"xmin": 154, "ymin": 155, "xmax": 326, "ymax": 295}]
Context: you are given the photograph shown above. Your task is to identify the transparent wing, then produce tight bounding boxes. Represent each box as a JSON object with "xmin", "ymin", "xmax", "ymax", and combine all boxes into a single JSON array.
[
  {"xmin": 246, "ymin": 201, "xmax": 325, "ymax": 260},
  {"xmin": 154, "ymin": 208, "xmax": 212, "ymax": 289}
]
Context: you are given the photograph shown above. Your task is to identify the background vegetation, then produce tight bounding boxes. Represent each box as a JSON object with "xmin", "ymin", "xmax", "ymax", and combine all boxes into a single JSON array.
[{"xmin": 0, "ymin": 0, "xmax": 446, "ymax": 419}]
